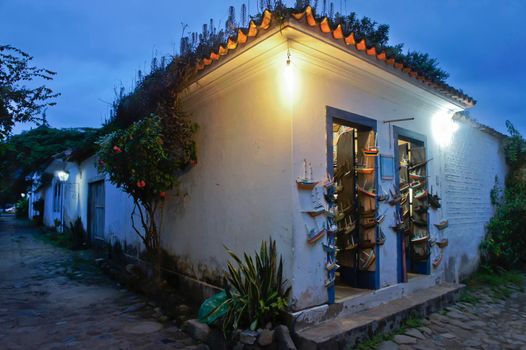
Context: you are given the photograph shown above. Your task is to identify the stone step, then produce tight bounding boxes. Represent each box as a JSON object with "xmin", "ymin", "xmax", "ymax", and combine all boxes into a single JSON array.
[{"xmin": 294, "ymin": 283, "xmax": 464, "ymax": 349}]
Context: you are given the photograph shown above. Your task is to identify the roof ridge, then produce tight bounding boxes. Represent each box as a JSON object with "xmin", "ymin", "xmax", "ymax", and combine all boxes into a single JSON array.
[{"xmin": 194, "ymin": 6, "xmax": 475, "ymax": 108}]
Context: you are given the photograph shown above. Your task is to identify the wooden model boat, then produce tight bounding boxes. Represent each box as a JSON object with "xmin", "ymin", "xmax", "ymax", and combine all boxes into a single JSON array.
[
  {"xmin": 376, "ymin": 228, "xmax": 386, "ymax": 245},
  {"xmin": 356, "ymin": 165, "xmax": 375, "ymax": 174},
  {"xmin": 342, "ymin": 217, "xmax": 356, "ymax": 234},
  {"xmin": 428, "ymin": 188, "xmax": 441, "ymax": 209},
  {"xmin": 409, "ymin": 173, "xmax": 427, "ymax": 181},
  {"xmin": 360, "ymin": 249, "xmax": 376, "ymax": 270},
  {"xmin": 297, "ymin": 159, "xmax": 318, "ymax": 189},
  {"xmin": 363, "ymin": 133, "xmax": 379, "ymax": 156},
  {"xmin": 414, "ymin": 190, "xmax": 428, "ymax": 200},
  {"xmin": 432, "ymin": 254, "xmax": 443, "ymax": 268},
  {"xmin": 326, "ymin": 260, "xmax": 340, "ymax": 271},
  {"xmin": 412, "ymin": 218, "xmax": 428, "ymax": 227},
  {"xmin": 414, "ymin": 204, "xmax": 429, "ymax": 214},
  {"xmin": 437, "ymin": 238, "xmax": 449, "ymax": 248},
  {"xmin": 400, "ymin": 182, "xmax": 410, "ymax": 192},
  {"xmin": 360, "ymin": 217, "xmax": 377, "ymax": 229},
  {"xmin": 388, "ymin": 185, "xmax": 402, "ymax": 205},
  {"xmin": 325, "ymin": 275, "xmax": 336, "ymax": 287},
  {"xmin": 410, "ymin": 180, "xmax": 426, "ymax": 189},
  {"xmin": 322, "ymin": 242, "xmax": 339, "ymax": 254},
  {"xmin": 409, "ymin": 158, "xmax": 433, "ymax": 171},
  {"xmin": 358, "ymin": 186, "xmax": 376, "ymax": 198},
  {"xmin": 345, "ymin": 235, "xmax": 358, "ymax": 251},
  {"xmin": 306, "ymin": 225, "xmax": 326, "ymax": 244},
  {"xmin": 411, "ymin": 233, "xmax": 430, "ymax": 244},
  {"xmin": 434, "ymin": 220, "xmax": 449, "ymax": 230}
]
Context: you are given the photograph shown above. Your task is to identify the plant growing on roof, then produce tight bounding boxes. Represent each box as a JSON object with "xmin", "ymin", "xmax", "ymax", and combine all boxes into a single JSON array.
[{"xmin": 97, "ymin": 114, "xmax": 196, "ymax": 283}]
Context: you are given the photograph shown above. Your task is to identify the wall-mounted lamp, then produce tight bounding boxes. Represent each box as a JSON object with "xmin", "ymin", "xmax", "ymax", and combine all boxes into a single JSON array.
[
  {"xmin": 282, "ymin": 48, "xmax": 298, "ymax": 104},
  {"xmin": 432, "ymin": 111, "xmax": 459, "ymax": 147},
  {"xmin": 57, "ymin": 170, "xmax": 70, "ymax": 182}
]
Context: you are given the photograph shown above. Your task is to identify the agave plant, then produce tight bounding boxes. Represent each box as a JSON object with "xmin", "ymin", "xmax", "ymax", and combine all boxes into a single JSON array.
[{"xmin": 209, "ymin": 238, "xmax": 291, "ymax": 336}]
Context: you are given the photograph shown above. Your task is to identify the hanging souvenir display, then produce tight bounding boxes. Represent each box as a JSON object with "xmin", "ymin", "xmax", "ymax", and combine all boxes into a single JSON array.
[
  {"xmin": 434, "ymin": 220, "xmax": 449, "ymax": 230},
  {"xmin": 296, "ymin": 159, "xmax": 318, "ymax": 189}
]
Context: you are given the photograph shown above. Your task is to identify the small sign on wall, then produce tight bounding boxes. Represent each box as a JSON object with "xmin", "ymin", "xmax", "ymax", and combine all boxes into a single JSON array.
[{"xmin": 380, "ymin": 155, "xmax": 395, "ymax": 180}]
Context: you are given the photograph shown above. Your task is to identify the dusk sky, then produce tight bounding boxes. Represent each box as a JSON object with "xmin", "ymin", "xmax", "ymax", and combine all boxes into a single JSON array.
[{"xmin": 2, "ymin": 0, "xmax": 525, "ymax": 136}]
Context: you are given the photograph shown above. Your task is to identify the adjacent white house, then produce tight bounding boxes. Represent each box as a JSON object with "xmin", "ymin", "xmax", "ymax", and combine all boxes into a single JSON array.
[{"xmin": 29, "ymin": 7, "xmax": 507, "ymax": 316}]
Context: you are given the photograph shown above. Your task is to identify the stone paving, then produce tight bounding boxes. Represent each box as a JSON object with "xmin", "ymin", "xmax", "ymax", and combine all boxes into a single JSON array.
[
  {"xmin": 0, "ymin": 215, "xmax": 206, "ymax": 350},
  {"xmin": 377, "ymin": 280, "xmax": 526, "ymax": 350}
]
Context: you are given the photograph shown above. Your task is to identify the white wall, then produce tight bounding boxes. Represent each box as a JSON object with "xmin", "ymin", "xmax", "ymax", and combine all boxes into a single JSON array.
[
  {"xmin": 442, "ymin": 125, "xmax": 507, "ymax": 281},
  {"xmin": 162, "ymin": 59, "xmax": 295, "ymax": 287}
]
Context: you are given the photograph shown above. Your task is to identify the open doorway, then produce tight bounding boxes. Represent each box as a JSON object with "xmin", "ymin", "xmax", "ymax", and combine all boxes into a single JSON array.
[
  {"xmin": 326, "ymin": 107, "xmax": 380, "ymax": 300},
  {"xmin": 396, "ymin": 132, "xmax": 431, "ymax": 282}
]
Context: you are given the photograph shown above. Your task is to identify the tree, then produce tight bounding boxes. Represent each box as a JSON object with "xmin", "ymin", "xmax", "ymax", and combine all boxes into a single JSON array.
[
  {"xmin": 0, "ymin": 45, "xmax": 59, "ymax": 139},
  {"xmin": 0, "ymin": 126, "xmax": 98, "ymax": 207},
  {"xmin": 97, "ymin": 114, "xmax": 196, "ymax": 283}
]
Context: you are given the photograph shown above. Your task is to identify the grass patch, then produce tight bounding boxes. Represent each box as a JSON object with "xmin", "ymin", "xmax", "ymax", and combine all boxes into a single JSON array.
[
  {"xmin": 458, "ymin": 291, "xmax": 480, "ymax": 304},
  {"xmin": 464, "ymin": 267, "xmax": 524, "ymax": 300},
  {"xmin": 351, "ymin": 316, "xmax": 422, "ymax": 350}
]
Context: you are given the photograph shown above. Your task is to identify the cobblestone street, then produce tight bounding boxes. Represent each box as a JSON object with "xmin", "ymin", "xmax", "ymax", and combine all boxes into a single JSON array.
[
  {"xmin": 0, "ymin": 216, "xmax": 205, "ymax": 350},
  {"xmin": 376, "ymin": 279, "xmax": 526, "ymax": 350}
]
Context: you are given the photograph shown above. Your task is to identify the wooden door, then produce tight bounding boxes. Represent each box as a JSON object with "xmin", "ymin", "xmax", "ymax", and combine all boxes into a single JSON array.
[{"xmin": 88, "ymin": 181, "xmax": 105, "ymax": 240}]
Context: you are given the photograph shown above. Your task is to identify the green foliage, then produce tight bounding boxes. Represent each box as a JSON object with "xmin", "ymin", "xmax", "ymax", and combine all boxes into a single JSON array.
[
  {"xmin": 481, "ymin": 121, "xmax": 526, "ymax": 269},
  {"xmin": 15, "ymin": 197, "xmax": 28, "ymax": 218},
  {"xmin": 32, "ymin": 198, "xmax": 44, "ymax": 226},
  {"xmin": 0, "ymin": 45, "xmax": 59, "ymax": 139},
  {"xmin": 184, "ymin": 1, "xmax": 450, "ymax": 83},
  {"xmin": 97, "ymin": 114, "xmax": 196, "ymax": 276},
  {"xmin": 67, "ymin": 217, "xmax": 88, "ymax": 250},
  {"xmin": 464, "ymin": 266, "xmax": 524, "ymax": 300},
  {"xmin": 208, "ymin": 239, "xmax": 291, "ymax": 336},
  {"xmin": 0, "ymin": 127, "xmax": 98, "ymax": 206}
]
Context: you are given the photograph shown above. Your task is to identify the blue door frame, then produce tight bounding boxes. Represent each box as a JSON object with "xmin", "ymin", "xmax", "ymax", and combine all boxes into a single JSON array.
[
  {"xmin": 392, "ymin": 126, "xmax": 431, "ymax": 282},
  {"xmin": 326, "ymin": 106, "xmax": 380, "ymax": 290}
]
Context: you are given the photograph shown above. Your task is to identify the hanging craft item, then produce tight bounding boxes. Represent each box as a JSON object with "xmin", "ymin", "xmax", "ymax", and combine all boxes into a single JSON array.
[
  {"xmin": 296, "ymin": 159, "xmax": 318, "ymax": 189},
  {"xmin": 322, "ymin": 242, "xmax": 339, "ymax": 254},
  {"xmin": 340, "ymin": 216, "xmax": 356, "ymax": 234},
  {"xmin": 326, "ymin": 258, "xmax": 340, "ymax": 271},
  {"xmin": 376, "ymin": 228, "xmax": 386, "ymax": 246},
  {"xmin": 355, "ymin": 164, "xmax": 375, "ymax": 175},
  {"xmin": 436, "ymin": 238, "xmax": 449, "ymax": 248},
  {"xmin": 409, "ymin": 173, "xmax": 427, "ymax": 181},
  {"xmin": 432, "ymin": 253, "xmax": 443, "ymax": 268},
  {"xmin": 391, "ymin": 211, "xmax": 408, "ymax": 233},
  {"xmin": 428, "ymin": 187, "xmax": 441, "ymax": 209},
  {"xmin": 363, "ymin": 134, "xmax": 379, "ymax": 156},
  {"xmin": 414, "ymin": 189, "xmax": 428, "ymax": 200},
  {"xmin": 376, "ymin": 210, "xmax": 386, "ymax": 224},
  {"xmin": 305, "ymin": 223, "xmax": 326, "ymax": 244},
  {"xmin": 434, "ymin": 220, "xmax": 449, "ymax": 230},
  {"xmin": 388, "ymin": 186, "xmax": 402, "ymax": 206},
  {"xmin": 414, "ymin": 204, "xmax": 429, "ymax": 215},
  {"xmin": 378, "ymin": 186, "xmax": 389, "ymax": 202},
  {"xmin": 344, "ymin": 235, "xmax": 358, "ymax": 251},
  {"xmin": 401, "ymin": 192, "xmax": 409, "ymax": 205},
  {"xmin": 359, "ymin": 248, "xmax": 376, "ymax": 269},
  {"xmin": 411, "ymin": 232, "xmax": 430, "ymax": 244},
  {"xmin": 400, "ymin": 182, "xmax": 410, "ymax": 193},
  {"xmin": 413, "ymin": 243, "xmax": 431, "ymax": 261},
  {"xmin": 412, "ymin": 218, "xmax": 428, "ymax": 227},
  {"xmin": 409, "ymin": 158, "xmax": 433, "ymax": 171},
  {"xmin": 410, "ymin": 179, "xmax": 426, "ymax": 189},
  {"xmin": 360, "ymin": 217, "xmax": 377, "ymax": 229},
  {"xmin": 358, "ymin": 185, "xmax": 376, "ymax": 198}
]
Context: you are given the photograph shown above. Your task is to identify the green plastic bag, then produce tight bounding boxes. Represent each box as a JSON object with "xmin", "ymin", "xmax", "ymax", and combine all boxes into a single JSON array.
[{"xmin": 198, "ymin": 290, "xmax": 228, "ymax": 325}]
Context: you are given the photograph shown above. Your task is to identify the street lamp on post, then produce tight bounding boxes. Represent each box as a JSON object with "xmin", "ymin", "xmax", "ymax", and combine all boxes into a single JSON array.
[{"xmin": 56, "ymin": 170, "xmax": 69, "ymax": 233}]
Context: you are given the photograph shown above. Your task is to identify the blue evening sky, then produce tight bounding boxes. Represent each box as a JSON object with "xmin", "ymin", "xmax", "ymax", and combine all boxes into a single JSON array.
[{"xmin": 1, "ymin": 0, "xmax": 525, "ymax": 136}]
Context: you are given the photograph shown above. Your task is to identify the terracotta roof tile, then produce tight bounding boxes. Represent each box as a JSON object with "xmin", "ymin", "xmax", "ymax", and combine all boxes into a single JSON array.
[{"xmin": 194, "ymin": 6, "xmax": 475, "ymax": 107}]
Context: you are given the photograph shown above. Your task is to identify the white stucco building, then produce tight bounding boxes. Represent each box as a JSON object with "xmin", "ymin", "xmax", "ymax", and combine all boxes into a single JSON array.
[{"xmin": 29, "ymin": 7, "xmax": 507, "ymax": 315}]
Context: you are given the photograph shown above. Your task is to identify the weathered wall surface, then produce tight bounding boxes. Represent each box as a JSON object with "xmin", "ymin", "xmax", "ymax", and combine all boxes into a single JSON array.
[
  {"xmin": 442, "ymin": 125, "xmax": 507, "ymax": 282},
  {"xmin": 161, "ymin": 60, "xmax": 295, "ymax": 287}
]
